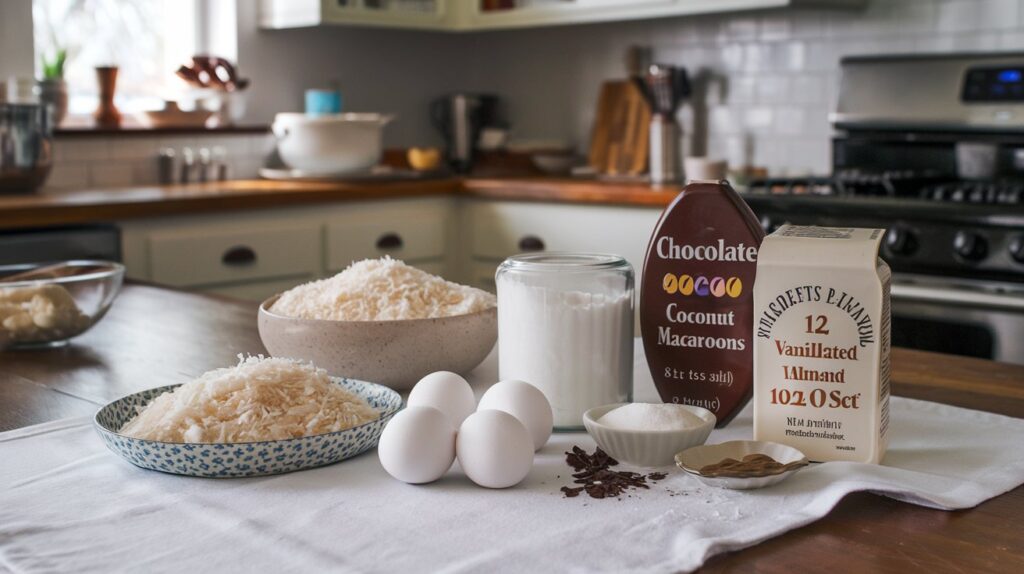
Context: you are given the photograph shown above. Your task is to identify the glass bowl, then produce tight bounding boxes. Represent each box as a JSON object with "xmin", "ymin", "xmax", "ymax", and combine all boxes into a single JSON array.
[{"xmin": 0, "ymin": 260, "xmax": 125, "ymax": 349}]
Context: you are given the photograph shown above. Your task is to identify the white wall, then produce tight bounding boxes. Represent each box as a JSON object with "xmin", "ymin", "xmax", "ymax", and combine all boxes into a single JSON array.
[
  {"xmin": 17, "ymin": 0, "xmax": 1024, "ymax": 183},
  {"xmin": 0, "ymin": 0, "xmax": 35, "ymax": 91},
  {"xmin": 235, "ymin": 3, "xmax": 465, "ymax": 149},
  {"xmin": 451, "ymin": 0, "xmax": 1024, "ymax": 176},
  {"xmin": 234, "ymin": 0, "xmax": 1024, "ymax": 176}
]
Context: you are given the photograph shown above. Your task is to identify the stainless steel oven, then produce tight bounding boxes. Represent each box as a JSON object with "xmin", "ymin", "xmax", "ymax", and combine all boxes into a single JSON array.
[
  {"xmin": 743, "ymin": 52, "xmax": 1024, "ymax": 366},
  {"xmin": 892, "ymin": 277, "xmax": 1024, "ymax": 363}
]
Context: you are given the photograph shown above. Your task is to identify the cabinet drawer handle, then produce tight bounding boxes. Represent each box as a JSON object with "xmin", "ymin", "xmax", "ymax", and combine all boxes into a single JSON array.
[
  {"xmin": 518, "ymin": 235, "xmax": 545, "ymax": 252},
  {"xmin": 376, "ymin": 232, "xmax": 404, "ymax": 250},
  {"xmin": 222, "ymin": 245, "xmax": 257, "ymax": 266}
]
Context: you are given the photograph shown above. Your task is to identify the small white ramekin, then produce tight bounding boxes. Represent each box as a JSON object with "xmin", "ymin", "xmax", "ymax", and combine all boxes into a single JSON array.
[{"xmin": 582, "ymin": 403, "xmax": 716, "ymax": 468}]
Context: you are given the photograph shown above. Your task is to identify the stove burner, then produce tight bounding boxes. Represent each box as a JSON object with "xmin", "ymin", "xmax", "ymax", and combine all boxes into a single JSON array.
[
  {"xmin": 921, "ymin": 182, "xmax": 1023, "ymax": 205},
  {"xmin": 747, "ymin": 170, "xmax": 1023, "ymax": 205}
]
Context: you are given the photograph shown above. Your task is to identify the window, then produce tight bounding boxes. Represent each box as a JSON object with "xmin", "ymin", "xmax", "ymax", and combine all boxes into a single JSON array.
[{"xmin": 33, "ymin": 0, "xmax": 236, "ymax": 119}]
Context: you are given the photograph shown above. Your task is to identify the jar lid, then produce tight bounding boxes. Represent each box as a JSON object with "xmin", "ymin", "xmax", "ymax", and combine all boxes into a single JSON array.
[{"xmin": 500, "ymin": 252, "xmax": 630, "ymax": 273}]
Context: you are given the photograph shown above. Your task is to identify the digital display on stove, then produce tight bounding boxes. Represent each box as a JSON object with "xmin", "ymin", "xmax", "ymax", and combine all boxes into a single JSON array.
[
  {"xmin": 962, "ymin": 66, "xmax": 1024, "ymax": 102},
  {"xmin": 998, "ymin": 70, "xmax": 1022, "ymax": 83}
]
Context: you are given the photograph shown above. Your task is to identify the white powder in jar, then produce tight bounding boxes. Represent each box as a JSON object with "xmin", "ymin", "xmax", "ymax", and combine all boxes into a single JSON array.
[
  {"xmin": 597, "ymin": 403, "xmax": 707, "ymax": 431},
  {"xmin": 497, "ymin": 258, "xmax": 633, "ymax": 429}
]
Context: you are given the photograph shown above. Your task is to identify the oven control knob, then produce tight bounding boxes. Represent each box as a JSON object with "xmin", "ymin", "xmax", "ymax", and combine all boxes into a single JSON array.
[
  {"xmin": 1009, "ymin": 236, "xmax": 1024, "ymax": 264},
  {"xmin": 884, "ymin": 227, "xmax": 917, "ymax": 256},
  {"xmin": 953, "ymin": 231, "xmax": 988, "ymax": 262}
]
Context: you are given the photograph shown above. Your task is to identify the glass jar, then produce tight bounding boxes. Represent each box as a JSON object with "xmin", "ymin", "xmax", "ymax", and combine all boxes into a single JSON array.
[{"xmin": 496, "ymin": 253, "xmax": 634, "ymax": 430}]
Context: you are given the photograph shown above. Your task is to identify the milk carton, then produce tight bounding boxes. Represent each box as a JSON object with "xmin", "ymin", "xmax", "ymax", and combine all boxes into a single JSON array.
[{"xmin": 753, "ymin": 226, "xmax": 891, "ymax": 464}]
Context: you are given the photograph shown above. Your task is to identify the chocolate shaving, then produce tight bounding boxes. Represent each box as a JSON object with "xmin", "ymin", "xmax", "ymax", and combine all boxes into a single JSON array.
[
  {"xmin": 561, "ymin": 486, "xmax": 584, "ymax": 498},
  {"xmin": 560, "ymin": 446, "xmax": 671, "ymax": 500}
]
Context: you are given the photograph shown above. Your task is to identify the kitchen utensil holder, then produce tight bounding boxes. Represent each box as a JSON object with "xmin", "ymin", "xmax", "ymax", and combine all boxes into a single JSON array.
[{"xmin": 649, "ymin": 114, "xmax": 681, "ymax": 185}]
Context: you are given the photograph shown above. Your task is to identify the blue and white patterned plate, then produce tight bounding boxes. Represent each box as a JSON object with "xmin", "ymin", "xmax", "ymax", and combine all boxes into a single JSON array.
[{"xmin": 94, "ymin": 378, "xmax": 403, "ymax": 478}]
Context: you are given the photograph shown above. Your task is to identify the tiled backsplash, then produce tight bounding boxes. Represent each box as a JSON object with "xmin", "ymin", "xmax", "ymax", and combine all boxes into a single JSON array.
[
  {"xmin": 46, "ymin": 0, "xmax": 1024, "ymax": 188},
  {"xmin": 686, "ymin": 0, "xmax": 1024, "ymax": 175},
  {"xmin": 46, "ymin": 132, "xmax": 274, "ymax": 191},
  {"xmin": 463, "ymin": 0, "xmax": 1024, "ymax": 176}
]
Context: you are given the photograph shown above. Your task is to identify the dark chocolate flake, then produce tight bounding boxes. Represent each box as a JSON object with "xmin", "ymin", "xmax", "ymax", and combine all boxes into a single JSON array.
[{"xmin": 560, "ymin": 446, "xmax": 667, "ymax": 500}]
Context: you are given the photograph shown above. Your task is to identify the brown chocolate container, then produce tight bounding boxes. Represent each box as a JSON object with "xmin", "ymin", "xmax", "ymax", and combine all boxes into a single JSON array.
[{"xmin": 640, "ymin": 180, "xmax": 765, "ymax": 427}]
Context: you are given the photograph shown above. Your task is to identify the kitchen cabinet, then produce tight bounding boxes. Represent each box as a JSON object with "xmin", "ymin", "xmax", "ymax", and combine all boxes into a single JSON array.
[
  {"xmin": 119, "ymin": 197, "xmax": 454, "ymax": 302},
  {"xmin": 116, "ymin": 194, "xmax": 663, "ymax": 303},
  {"xmin": 459, "ymin": 198, "xmax": 662, "ymax": 333},
  {"xmin": 461, "ymin": 200, "xmax": 660, "ymax": 286},
  {"xmin": 147, "ymin": 224, "xmax": 321, "ymax": 288},
  {"xmin": 259, "ymin": 0, "xmax": 455, "ymax": 30},
  {"xmin": 324, "ymin": 201, "xmax": 449, "ymax": 273},
  {"xmin": 259, "ymin": 0, "xmax": 864, "ymax": 32}
]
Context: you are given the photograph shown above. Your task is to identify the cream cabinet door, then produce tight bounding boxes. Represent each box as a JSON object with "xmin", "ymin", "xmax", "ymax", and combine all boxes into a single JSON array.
[
  {"xmin": 464, "ymin": 199, "xmax": 663, "ymax": 282},
  {"xmin": 147, "ymin": 224, "xmax": 320, "ymax": 288},
  {"xmin": 325, "ymin": 199, "xmax": 450, "ymax": 275},
  {"xmin": 120, "ymin": 197, "xmax": 455, "ymax": 301}
]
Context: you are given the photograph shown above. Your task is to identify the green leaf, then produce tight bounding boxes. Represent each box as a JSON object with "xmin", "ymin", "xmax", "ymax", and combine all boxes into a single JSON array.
[{"xmin": 40, "ymin": 47, "xmax": 67, "ymax": 80}]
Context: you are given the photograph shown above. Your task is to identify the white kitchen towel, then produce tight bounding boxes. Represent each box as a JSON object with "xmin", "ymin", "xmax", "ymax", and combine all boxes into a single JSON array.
[{"xmin": 2, "ymin": 396, "xmax": 1023, "ymax": 574}]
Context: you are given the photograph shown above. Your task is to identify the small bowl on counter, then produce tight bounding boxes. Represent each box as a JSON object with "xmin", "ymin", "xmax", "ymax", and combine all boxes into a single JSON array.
[
  {"xmin": 258, "ymin": 295, "xmax": 497, "ymax": 390},
  {"xmin": 272, "ymin": 112, "xmax": 394, "ymax": 175},
  {"xmin": 530, "ymin": 152, "xmax": 578, "ymax": 176},
  {"xmin": 582, "ymin": 403, "xmax": 716, "ymax": 468},
  {"xmin": 675, "ymin": 440, "xmax": 809, "ymax": 490},
  {"xmin": 135, "ymin": 101, "xmax": 213, "ymax": 129},
  {"xmin": 0, "ymin": 260, "xmax": 124, "ymax": 350}
]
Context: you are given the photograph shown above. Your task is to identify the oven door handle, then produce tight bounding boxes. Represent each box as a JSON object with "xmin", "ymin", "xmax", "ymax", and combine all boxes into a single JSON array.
[{"xmin": 892, "ymin": 284, "xmax": 1024, "ymax": 312}]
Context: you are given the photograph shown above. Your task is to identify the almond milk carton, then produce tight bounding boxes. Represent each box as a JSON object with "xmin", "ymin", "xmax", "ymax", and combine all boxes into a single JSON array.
[{"xmin": 753, "ymin": 226, "xmax": 891, "ymax": 464}]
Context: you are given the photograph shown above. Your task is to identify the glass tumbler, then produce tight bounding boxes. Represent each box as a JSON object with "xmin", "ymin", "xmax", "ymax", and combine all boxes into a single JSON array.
[{"xmin": 496, "ymin": 253, "xmax": 634, "ymax": 430}]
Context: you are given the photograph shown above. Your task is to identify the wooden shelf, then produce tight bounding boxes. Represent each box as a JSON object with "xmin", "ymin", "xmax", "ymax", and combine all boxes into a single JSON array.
[
  {"xmin": 0, "ymin": 175, "xmax": 689, "ymax": 230},
  {"xmin": 55, "ymin": 125, "xmax": 270, "ymax": 138}
]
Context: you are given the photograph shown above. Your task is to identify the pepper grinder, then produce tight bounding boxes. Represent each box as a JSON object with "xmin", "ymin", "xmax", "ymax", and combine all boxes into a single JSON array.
[
  {"xmin": 636, "ymin": 65, "xmax": 690, "ymax": 185},
  {"xmin": 93, "ymin": 66, "xmax": 122, "ymax": 128}
]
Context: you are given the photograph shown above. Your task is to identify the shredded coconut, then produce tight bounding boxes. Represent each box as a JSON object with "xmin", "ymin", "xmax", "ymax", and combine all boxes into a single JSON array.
[
  {"xmin": 0, "ymin": 284, "xmax": 91, "ymax": 346},
  {"xmin": 119, "ymin": 356, "xmax": 379, "ymax": 443},
  {"xmin": 270, "ymin": 257, "xmax": 496, "ymax": 321}
]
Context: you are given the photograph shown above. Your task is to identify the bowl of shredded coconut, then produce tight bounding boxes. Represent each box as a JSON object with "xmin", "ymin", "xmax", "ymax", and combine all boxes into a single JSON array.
[
  {"xmin": 94, "ymin": 355, "xmax": 402, "ymax": 477},
  {"xmin": 0, "ymin": 260, "xmax": 124, "ymax": 350},
  {"xmin": 258, "ymin": 257, "xmax": 497, "ymax": 389}
]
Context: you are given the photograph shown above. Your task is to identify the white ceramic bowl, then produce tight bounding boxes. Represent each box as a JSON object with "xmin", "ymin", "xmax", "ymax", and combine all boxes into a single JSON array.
[
  {"xmin": 272, "ymin": 112, "xmax": 393, "ymax": 175},
  {"xmin": 582, "ymin": 403, "xmax": 716, "ymax": 468},
  {"xmin": 675, "ymin": 440, "xmax": 809, "ymax": 490},
  {"xmin": 135, "ymin": 102, "xmax": 212, "ymax": 129},
  {"xmin": 258, "ymin": 294, "xmax": 497, "ymax": 390},
  {"xmin": 530, "ymin": 152, "xmax": 576, "ymax": 175}
]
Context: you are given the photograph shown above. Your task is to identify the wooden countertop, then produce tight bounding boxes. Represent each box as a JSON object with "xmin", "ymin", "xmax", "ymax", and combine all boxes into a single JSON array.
[
  {"xmin": 2, "ymin": 283, "xmax": 1022, "ymax": 571},
  {"xmin": 0, "ymin": 177, "xmax": 682, "ymax": 230}
]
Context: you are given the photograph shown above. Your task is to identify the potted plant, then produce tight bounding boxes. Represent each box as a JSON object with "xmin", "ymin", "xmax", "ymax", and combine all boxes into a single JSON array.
[{"xmin": 36, "ymin": 48, "xmax": 68, "ymax": 126}]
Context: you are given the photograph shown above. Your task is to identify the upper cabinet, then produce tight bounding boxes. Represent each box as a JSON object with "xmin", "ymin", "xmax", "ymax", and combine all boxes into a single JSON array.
[{"xmin": 259, "ymin": 0, "xmax": 865, "ymax": 32}]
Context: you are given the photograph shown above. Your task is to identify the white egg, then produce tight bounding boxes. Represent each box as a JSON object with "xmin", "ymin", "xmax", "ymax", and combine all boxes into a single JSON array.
[
  {"xmin": 456, "ymin": 410, "xmax": 534, "ymax": 489},
  {"xmin": 478, "ymin": 380, "xmax": 553, "ymax": 451},
  {"xmin": 378, "ymin": 406, "xmax": 456, "ymax": 484},
  {"xmin": 407, "ymin": 371, "xmax": 477, "ymax": 427}
]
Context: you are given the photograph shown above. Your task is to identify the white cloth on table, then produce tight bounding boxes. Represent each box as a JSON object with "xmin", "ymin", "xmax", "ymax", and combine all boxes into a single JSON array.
[{"xmin": 2, "ymin": 343, "xmax": 1023, "ymax": 573}]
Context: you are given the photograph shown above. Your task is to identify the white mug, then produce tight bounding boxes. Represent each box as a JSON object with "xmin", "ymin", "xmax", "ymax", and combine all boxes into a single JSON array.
[{"xmin": 684, "ymin": 157, "xmax": 728, "ymax": 182}]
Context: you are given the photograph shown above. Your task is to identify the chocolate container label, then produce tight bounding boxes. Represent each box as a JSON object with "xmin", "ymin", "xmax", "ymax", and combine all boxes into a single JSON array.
[
  {"xmin": 752, "ymin": 225, "xmax": 891, "ymax": 464},
  {"xmin": 640, "ymin": 180, "xmax": 765, "ymax": 427}
]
